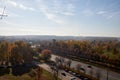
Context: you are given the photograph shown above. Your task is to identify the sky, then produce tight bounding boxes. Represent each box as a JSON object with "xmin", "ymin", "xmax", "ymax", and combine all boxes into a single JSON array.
[{"xmin": 0, "ymin": 0, "xmax": 120, "ymax": 37}]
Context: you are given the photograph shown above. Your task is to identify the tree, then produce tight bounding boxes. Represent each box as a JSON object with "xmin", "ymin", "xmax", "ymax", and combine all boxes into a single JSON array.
[
  {"xmin": 0, "ymin": 41, "xmax": 33, "ymax": 66},
  {"xmin": 37, "ymin": 67, "xmax": 43, "ymax": 80},
  {"xmin": 96, "ymin": 69, "xmax": 101, "ymax": 80},
  {"xmin": 59, "ymin": 57, "xmax": 65, "ymax": 67},
  {"xmin": 66, "ymin": 59, "xmax": 72, "ymax": 67},
  {"xmin": 40, "ymin": 49, "xmax": 52, "ymax": 61},
  {"xmin": 113, "ymin": 48, "xmax": 119, "ymax": 54},
  {"xmin": 53, "ymin": 57, "xmax": 61, "ymax": 80},
  {"xmin": 76, "ymin": 64, "xmax": 81, "ymax": 71},
  {"xmin": 0, "ymin": 41, "xmax": 9, "ymax": 65}
]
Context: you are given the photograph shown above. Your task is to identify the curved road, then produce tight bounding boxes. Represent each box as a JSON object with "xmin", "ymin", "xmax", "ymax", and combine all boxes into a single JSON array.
[
  {"xmin": 51, "ymin": 54, "xmax": 120, "ymax": 80},
  {"xmin": 39, "ymin": 63, "xmax": 80, "ymax": 80}
]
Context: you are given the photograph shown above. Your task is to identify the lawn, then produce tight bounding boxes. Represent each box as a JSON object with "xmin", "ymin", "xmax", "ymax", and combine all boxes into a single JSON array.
[
  {"xmin": 0, "ymin": 67, "xmax": 59, "ymax": 80},
  {"xmin": 0, "ymin": 74, "xmax": 34, "ymax": 80}
]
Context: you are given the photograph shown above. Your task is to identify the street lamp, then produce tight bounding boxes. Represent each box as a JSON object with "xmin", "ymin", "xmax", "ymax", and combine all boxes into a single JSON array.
[
  {"xmin": 88, "ymin": 65, "xmax": 93, "ymax": 76},
  {"xmin": 107, "ymin": 69, "xmax": 109, "ymax": 80}
]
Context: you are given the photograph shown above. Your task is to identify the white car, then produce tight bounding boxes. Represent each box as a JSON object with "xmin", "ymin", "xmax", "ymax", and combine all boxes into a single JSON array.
[
  {"xmin": 70, "ymin": 77, "xmax": 82, "ymax": 80},
  {"xmin": 71, "ymin": 78, "xmax": 77, "ymax": 80}
]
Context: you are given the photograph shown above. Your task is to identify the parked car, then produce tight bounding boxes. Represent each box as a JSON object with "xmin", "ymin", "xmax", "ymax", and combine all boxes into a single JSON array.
[
  {"xmin": 72, "ymin": 72, "xmax": 76, "ymax": 75},
  {"xmin": 64, "ymin": 69, "xmax": 69, "ymax": 72},
  {"xmin": 68, "ymin": 71, "xmax": 73, "ymax": 74},
  {"xmin": 61, "ymin": 73, "xmax": 66, "ymax": 76},
  {"xmin": 83, "ymin": 78, "xmax": 89, "ymax": 80},
  {"xmin": 71, "ymin": 77, "xmax": 77, "ymax": 80},
  {"xmin": 76, "ymin": 74, "xmax": 84, "ymax": 79}
]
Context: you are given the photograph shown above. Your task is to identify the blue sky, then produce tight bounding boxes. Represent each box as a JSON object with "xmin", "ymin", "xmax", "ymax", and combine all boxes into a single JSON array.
[{"xmin": 0, "ymin": 0, "xmax": 120, "ymax": 37}]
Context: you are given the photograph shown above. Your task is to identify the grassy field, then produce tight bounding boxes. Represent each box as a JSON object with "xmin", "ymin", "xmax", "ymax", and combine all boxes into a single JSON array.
[
  {"xmin": 0, "ymin": 68, "xmax": 60, "ymax": 80},
  {"xmin": 0, "ymin": 74, "xmax": 34, "ymax": 80}
]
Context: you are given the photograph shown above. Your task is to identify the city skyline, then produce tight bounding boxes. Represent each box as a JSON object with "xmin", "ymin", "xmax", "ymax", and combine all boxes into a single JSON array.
[{"xmin": 0, "ymin": 0, "xmax": 120, "ymax": 37}]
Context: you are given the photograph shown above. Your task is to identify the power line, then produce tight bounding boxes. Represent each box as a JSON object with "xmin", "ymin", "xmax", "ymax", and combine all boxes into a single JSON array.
[
  {"xmin": 0, "ymin": 0, "xmax": 8, "ymax": 20},
  {"xmin": 0, "ymin": 6, "xmax": 7, "ymax": 19}
]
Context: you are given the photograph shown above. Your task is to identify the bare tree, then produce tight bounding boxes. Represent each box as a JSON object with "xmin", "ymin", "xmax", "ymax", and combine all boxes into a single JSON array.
[
  {"xmin": 96, "ymin": 69, "xmax": 101, "ymax": 80},
  {"xmin": 59, "ymin": 57, "xmax": 65, "ymax": 66},
  {"xmin": 66, "ymin": 59, "xmax": 72, "ymax": 67},
  {"xmin": 90, "ymin": 69, "xmax": 93, "ymax": 76},
  {"xmin": 52, "ymin": 56, "xmax": 66, "ymax": 80},
  {"xmin": 76, "ymin": 64, "xmax": 81, "ymax": 71},
  {"xmin": 37, "ymin": 67, "xmax": 43, "ymax": 80}
]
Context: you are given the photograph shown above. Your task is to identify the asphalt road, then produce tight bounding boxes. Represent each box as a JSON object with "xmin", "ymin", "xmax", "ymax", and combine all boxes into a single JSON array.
[
  {"xmin": 51, "ymin": 54, "xmax": 120, "ymax": 80},
  {"xmin": 39, "ymin": 63, "xmax": 81, "ymax": 80}
]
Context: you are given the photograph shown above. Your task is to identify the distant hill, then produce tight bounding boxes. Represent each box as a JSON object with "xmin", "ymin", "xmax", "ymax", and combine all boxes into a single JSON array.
[{"xmin": 0, "ymin": 35, "xmax": 119, "ymax": 41}]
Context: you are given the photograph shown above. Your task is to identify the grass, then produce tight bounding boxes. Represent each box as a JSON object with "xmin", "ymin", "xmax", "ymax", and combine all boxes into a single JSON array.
[
  {"xmin": 42, "ymin": 69, "xmax": 60, "ymax": 80},
  {"xmin": 103, "ymin": 50, "xmax": 120, "ymax": 60},
  {"xmin": 0, "ymin": 67, "xmax": 61, "ymax": 80},
  {"xmin": 0, "ymin": 74, "xmax": 34, "ymax": 80}
]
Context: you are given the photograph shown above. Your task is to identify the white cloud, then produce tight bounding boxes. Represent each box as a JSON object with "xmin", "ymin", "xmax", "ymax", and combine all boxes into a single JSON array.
[
  {"xmin": 7, "ymin": 0, "xmax": 35, "ymax": 11},
  {"xmin": 19, "ymin": 4, "xmax": 27, "ymax": 10},
  {"xmin": 29, "ymin": 8, "xmax": 35, "ymax": 11},
  {"xmin": 96, "ymin": 11, "xmax": 105, "ymax": 15},
  {"xmin": 19, "ymin": 4, "xmax": 35, "ymax": 11},
  {"xmin": 39, "ymin": 4, "xmax": 64, "ymax": 24},
  {"xmin": 37, "ymin": 0, "xmax": 75, "ymax": 24},
  {"xmin": 7, "ymin": 0, "xmax": 17, "ymax": 7},
  {"xmin": 61, "ymin": 12, "xmax": 74, "ymax": 16},
  {"xmin": 83, "ymin": 9, "xmax": 94, "ymax": 16},
  {"xmin": 96, "ymin": 10, "xmax": 120, "ymax": 19},
  {"xmin": 106, "ymin": 12, "xmax": 120, "ymax": 19}
]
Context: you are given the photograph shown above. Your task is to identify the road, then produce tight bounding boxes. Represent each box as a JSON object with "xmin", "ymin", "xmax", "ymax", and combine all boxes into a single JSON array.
[
  {"xmin": 51, "ymin": 54, "xmax": 120, "ymax": 80},
  {"xmin": 39, "ymin": 63, "xmax": 81, "ymax": 80}
]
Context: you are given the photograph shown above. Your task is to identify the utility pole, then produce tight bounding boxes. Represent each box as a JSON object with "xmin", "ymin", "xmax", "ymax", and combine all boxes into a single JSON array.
[
  {"xmin": 107, "ymin": 69, "xmax": 109, "ymax": 80},
  {"xmin": 0, "ymin": 6, "xmax": 8, "ymax": 19}
]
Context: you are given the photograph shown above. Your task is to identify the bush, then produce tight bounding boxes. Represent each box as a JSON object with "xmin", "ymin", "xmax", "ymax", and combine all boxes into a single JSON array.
[
  {"xmin": 0, "ymin": 68, "xmax": 10, "ymax": 76},
  {"xmin": 28, "ymin": 69, "xmax": 37, "ymax": 77}
]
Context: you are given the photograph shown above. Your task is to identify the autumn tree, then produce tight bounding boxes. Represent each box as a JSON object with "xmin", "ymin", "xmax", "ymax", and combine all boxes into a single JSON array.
[
  {"xmin": 40, "ymin": 49, "xmax": 52, "ymax": 61},
  {"xmin": 0, "ymin": 41, "xmax": 33, "ymax": 66},
  {"xmin": 66, "ymin": 59, "xmax": 72, "ymax": 67},
  {"xmin": 76, "ymin": 64, "xmax": 81, "ymax": 71},
  {"xmin": 37, "ymin": 67, "xmax": 43, "ymax": 80}
]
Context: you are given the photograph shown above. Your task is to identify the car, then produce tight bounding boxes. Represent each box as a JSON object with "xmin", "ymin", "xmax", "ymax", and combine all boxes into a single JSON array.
[
  {"xmin": 68, "ymin": 71, "xmax": 72, "ymax": 74},
  {"xmin": 75, "ymin": 73, "xmax": 85, "ymax": 79},
  {"xmin": 80, "ymin": 76, "xmax": 84, "ymax": 79},
  {"xmin": 64, "ymin": 69, "xmax": 69, "ymax": 72},
  {"xmin": 71, "ymin": 77, "xmax": 77, "ymax": 80},
  {"xmin": 83, "ymin": 78, "xmax": 89, "ymax": 80},
  {"xmin": 76, "ymin": 75, "xmax": 84, "ymax": 79},
  {"xmin": 87, "ymin": 65, "xmax": 92, "ymax": 68},
  {"xmin": 72, "ymin": 72, "xmax": 76, "ymax": 75},
  {"xmin": 76, "ymin": 74, "xmax": 81, "ymax": 77},
  {"xmin": 61, "ymin": 73, "xmax": 66, "ymax": 76}
]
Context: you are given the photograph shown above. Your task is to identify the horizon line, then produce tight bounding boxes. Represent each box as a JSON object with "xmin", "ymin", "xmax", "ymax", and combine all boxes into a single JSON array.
[{"xmin": 0, "ymin": 34, "xmax": 119, "ymax": 38}]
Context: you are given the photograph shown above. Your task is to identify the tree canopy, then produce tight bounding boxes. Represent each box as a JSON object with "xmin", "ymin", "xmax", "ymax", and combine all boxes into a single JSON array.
[{"xmin": 0, "ymin": 41, "xmax": 33, "ymax": 66}]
